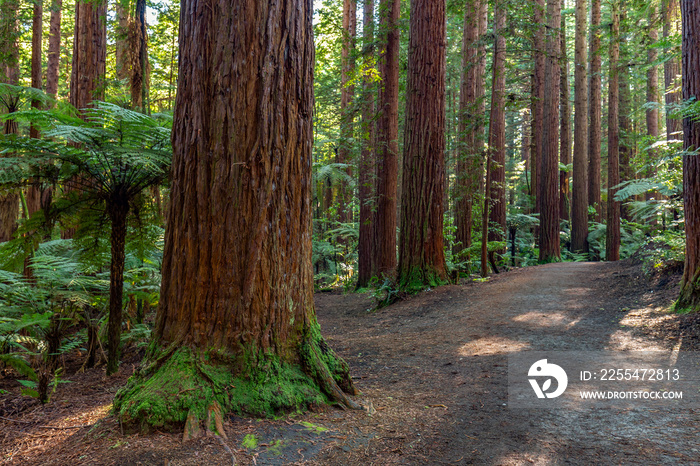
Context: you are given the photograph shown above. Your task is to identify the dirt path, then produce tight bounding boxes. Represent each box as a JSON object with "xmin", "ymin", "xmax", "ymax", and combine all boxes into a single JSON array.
[{"xmin": 2, "ymin": 261, "xmax": 698, "ymax": 465}]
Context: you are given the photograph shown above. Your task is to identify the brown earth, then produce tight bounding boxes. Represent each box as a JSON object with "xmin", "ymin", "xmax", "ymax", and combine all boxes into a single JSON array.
[{"xmin": 1, "ymin": 260, "xmax": 699, "ymax": 465}]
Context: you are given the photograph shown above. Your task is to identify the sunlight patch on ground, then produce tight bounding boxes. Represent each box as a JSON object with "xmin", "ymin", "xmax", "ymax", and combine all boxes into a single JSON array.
[
  {"xmin": 512, "ymin": 312, "xmax": 582, "ymax": 329},
  {"xmin": 459, "ymin": 336, "xmax": 530, "ymax": 356},
  {"xmin": 608, "ymin": 305, "xmax": 679, "ymax": 351},
  {"xmin": 494, "ymin": 452, "xmax": 556, "ymax": 465}
]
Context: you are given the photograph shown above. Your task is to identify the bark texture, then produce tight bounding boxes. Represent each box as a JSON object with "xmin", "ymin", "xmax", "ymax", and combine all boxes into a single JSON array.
[
  {"xmin": 646, "ymin": 7, "xmax": 660, "ymax": 203},
  {"xmin": 130, "ymin": 0, "xmax": 149, "ymax": 111},
  {"xmin": 560, "ymin": 12, "xmax": 571, "ymax": 222},
  {"xmin": 337, "ymin": 0, "xmax": 356, "ymax": 224},
  {"xmin": 531, "ymin": 0, "xmax": 546, "ymax": 215},
  {"xmin": 663, "ymin": 0, "xmax": 682, "ymax": 141},
  {"xmin": 70, "ymin": 0, "xmax": 106, "ymax": 111},
  {"xmin": 45, "ymin": 0, "xmax": 61, "ymax": 99},
  {"xmin": 397, "ymin": 0, "xmax": 447, "ymax": 290},
  {"xmin": 114, "ymin": 0, "xmax": 358, "ymax": 429},
  {"xmin": 539, "ymin": 0, "xmax": 561, "ymax": 263},
  {"xmin": 588, "ymin": 0, "xmax": 602, "ymax": 222},
  {"xmin": 679, "ymin": 0, "xmax": 700, "ymax": 309},
  {"xmin": 571, "ymin": 0, "xmax": 588, "ymax": 252},
  {"xmin": 606, "ymin": 4, "xmax": 621, "ymax": 262}
]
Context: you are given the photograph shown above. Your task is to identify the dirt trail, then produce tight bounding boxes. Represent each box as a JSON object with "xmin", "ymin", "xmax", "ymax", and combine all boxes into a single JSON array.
[{"xmin": 2, "ymin": 261, "xmax": 697, "ymax": 465}]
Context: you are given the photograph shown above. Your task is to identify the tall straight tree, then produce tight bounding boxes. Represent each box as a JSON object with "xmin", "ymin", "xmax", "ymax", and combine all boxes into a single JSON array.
[
  {"xmin": 646, "ymin": 7, "xmax": 660, "ymax": 203},
  {"xmin": 130, "ymin": 0, "xmax": 149, "ymax": 111},
  {"xmin": 538, "ymin": 0, "xmax": 561, "ymax": 262},
  {"xmin": 375, "ymin": 0, "xmax": 400, "ymax": 278},
  {"xmin": 560, "ymin": 11, "xmax": 571, "ymax": 221},
  {"xmin": 588, "ymin": 0, "xmax": 602, "ymax": 222},
  {"xmin": 338, "ymin": 0, "xmax": 356, "ymax": 223},
  {"xmin": 487, "ymin": 1, "xmax": 507, "ymax": 257},
  {"xmin": 397, "ymin": 0, "xmax": 447, "ymax": 290},
  {"xmin": 45, "ymin": 0, "xmax": 61, "ymax": 99},
  {"xmin": 679, "ymin": 0, "xmax": 700, "ymax": 309},
  {"xmin": 606, "ymin": 2, "xmax": 621, "ymax": 262},
  {"xmin": 571, "ymin": 0, "xmax": 588, "ymax": 252},
  {"xmin": 70, "ymin": 0, "xmax": 106, "ymax": 112},
  {"xmin": 531, "ymin": 0, "xmax": 546, "ymax": 214},
  {"xmin": 356, "ymin": 0, "xmax": 376, "ymax": 288},
  {"xmin": 114, "ymin": 0, "xmax": 359, "ymax": 429},
  {"xmin": 454, "ymin": 0, "xmax": 481, "ymax": 256},
  {"xmin": 663, "ymin": 0, "xmax": 681, "ymax": 141},
  {"xmin": 27, "ymin": 0, "xmax": 43, "ymax": 217}
]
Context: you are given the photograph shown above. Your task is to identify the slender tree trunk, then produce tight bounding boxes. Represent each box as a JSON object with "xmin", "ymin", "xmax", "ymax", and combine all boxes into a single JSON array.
[
  {"xmin": 619, "ymin": 58, "xmax": 632, "ymax": 221},
  {"xmin": 560, "ymin": 11, "xmax": 571, "ymax": 222},
  {"xmin": 571, "ymin": 0, "xmax": 588, "ymax": 252},
  {"xmin": 488, "ymin": 2, "xmax": 507, "ymax": 259},
  {"xmin": 114, "ymin": 0, "xmax": 359, "ymax": 430},
  {"xmin": 70, "ymin": 0, "xmax": 106, "ymax": 112},
  {"xmin": 130, "ymin": 0, "xmax": 149, "ymax": 111},
  {"xmin": 45, "ymin": 0, "xmax": 61, "ymax": 99},
  {"xmin": 454, "ymin": 0, "xmax": 481, "ymax": 257},
  {"xmin": 115, "ymin": 0, "xmax": 130, "ymax": 82},
  {"xmin": 522, "ymin": 108, "xmax": 531, "ymax": 183},
  {"xmin": 356, "ymin": 0, "xmax": 377, "ymax": 288},
  {"xmin": 647, "ymin": 7, "xmax": 660, "ymax": 207},
  {"xmin": 663, "ymin": 0, "xmax": 681, "ymax": 141},
  {"xmin": 481, "ymin": 149, "xmax": 491, "ymax": 278},
  {"xmin": 588, "ymin": 0, "xmax": 602, "ymax": 222},
  {"xmin": 606, "ymin": 3, "xmax": 621, "ymax": 262},
  {"xmin": 338, "ymin": 0, "xmax": 356, "ymax": 225},
  {"xmin": 376, "ymin": 0, "xmax": 400, "ymax": 278},
  {"xmin": 106, "ymin": 202, "xmax": 128, "ymax": 376},
  {"xmin": 532, "ymin": 0, "xmax": 546, "ymax": 216},
  {"xmin": 397, "ymin": 0, "xmax": 447, "ymax": 290},
  {"xmin": 679, "ymin": 0, "xmax": 700, "ymax": 309},
  {"xmin": 539, "ymin": 0, "xmax": 562, "ymax": 263},
  {"xmin": 27, "ymin": 0, "xmax": 44, "ymax": 217}
]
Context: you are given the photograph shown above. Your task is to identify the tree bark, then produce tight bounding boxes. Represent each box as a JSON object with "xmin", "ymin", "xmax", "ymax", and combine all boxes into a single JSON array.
[
  {"xmin": 375, "ymin": 0, "xmax": 400, "ymax": 278},
  {"xmin": 531, "ymin": 0, "xmax": 546, "ymax": 216},
  {"xmin": 487, "ymin": 2, "xmax": 507, "ymax": 258},
  {"xmin": 397, "ymin": 0, "xmax": 447, "ymax": 290},
  {"xmin": 560, "ymin": 11, "xmax": 571, "ymax": 222},
  {"xmin": 606, "ymin": 3, "xmax": 621, "ymax": 262},
  {"xmin": 663, "ymin": 0, "xmax": 682, "ymax": 141},
  {"xmin": 571, "ymin": 0, "xmax": 588, "ymax": 252},
  {"xmin": 27, "ymin": 0, "xmax": 44, "ymax": 217},
  {"xmin": 539, "ymin": 0, "xmax": 561, "ymax": 263},
  {"xmin": 679, "ymin": 0, "xmax": 700, "ymax": 309},
  {"xmin": 588, "ymin": 0, "xmax": 602, "ymax": 222},
  {"xmin": 619, "ymin": 56, "xmax": 632, "ymax": 221},
  {"xmin": 114, "ymin": 0, "xmax": 358, "ymax": 430},
  {"xmin": 356, "ymin": 0, "xmax": 377, "ymax": 288},
  {"xmin": 106, "ymin": 201, "xmax": 128, "ymax": 375},
  {"xmin": 454, "ymin": 0, "xmax": 481, "ymax": 258},
  {"xmin": 337, "ymin": 0, "xmax": 356, "ymax": 225},
  {"xmin": 646, "ymin": 7, "xmax": 660, "ymax": 207},
  {"xmin": 70, "ymin": 0, "xmax": 106, "ymax": 112},
  {"xmin": 45, "ymin": 0, "xmax": 61, "ymax": 99},
  {"xmin": 130, "ymin": 0, "xmax": 149, "ymax": 112}
]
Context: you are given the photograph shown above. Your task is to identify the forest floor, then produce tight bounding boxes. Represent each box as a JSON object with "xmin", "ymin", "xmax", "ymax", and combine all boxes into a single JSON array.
[{"xmin": 2, "ymin": 259, "xmax": 700, "ymax": 465}]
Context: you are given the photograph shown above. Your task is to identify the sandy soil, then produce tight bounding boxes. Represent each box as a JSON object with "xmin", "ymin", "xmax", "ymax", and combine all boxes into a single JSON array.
[{"xmin": 1, "ymin": 260, "xmax": 698, "ymax": 465}]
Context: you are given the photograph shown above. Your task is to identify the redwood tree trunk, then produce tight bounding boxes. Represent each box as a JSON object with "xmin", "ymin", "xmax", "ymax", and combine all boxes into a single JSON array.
[
  {"xmin": 27, "ymin": 0, "xmax": 43, "ymax": 217},
  {"xmin": 356, "ymin": 0, "xmax": 376, "ymax": 288},
  {"xmin": 663, "ymin": 0, "xmax": 681, "ymax": 141},
  {"xmin": 70, "ymin": 0, "xmax": 106, "ymax": 112},
  {"xmin": 531, "ymin": 0, "xmax": 546, "ymax": 216},
  {"xmin": 487, "ymin": 2, "xmax": 507, "ymax": 257},
  {"xmin": 588, "ymin": 0, "xmax": 602, "ymax": 222},
  {"xmin": 538, "ymin": 0, "xmax": 561, "ymax": 263},
  {"xmin": 114, "ymin": 0, "xmax": 358, "ymax": 430},
  {"xmin": 337, "ymin": 0, "xmax": 356, "ymax": 225},
  {"xmin": 106, "ymin": 201, "xmax": 128, "ymax": 376},
  {"xmin": 571, "ymin": 0, "xmax": 588, "ymax": 252},
  {"xmin": 397, "ymin": 0, "xmax": 447, "ymax": 290},
  {"xmin": 130, "ymin": 0, "xmax": 149, "ymax": 111},
  {"xmin": 679, "ymin": 0, "xmax": 700, "ymax": 309},
  {"xmin": 559, "ymin": 12, "xmax": 571, "ymax": 222},
  {"xmin": 646, "ymin": 8, "xmax": 660, "ymax": 205},
  {"xmin": 45, "ymin": 0, "xmax": 61, "ymax": 99},
  {"xmin": 375, "ymin": 0, "xmax": 400, "ymax": 278},
  {"xmin": 606, "ymin": 4, "xmax": 621, "ymax": 262}
]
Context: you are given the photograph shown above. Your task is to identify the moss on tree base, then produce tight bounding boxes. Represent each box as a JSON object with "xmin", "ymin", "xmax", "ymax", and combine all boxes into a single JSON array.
[{"xmin": 113, "ymin": 324, "xmax": 359, "ymax": 432}]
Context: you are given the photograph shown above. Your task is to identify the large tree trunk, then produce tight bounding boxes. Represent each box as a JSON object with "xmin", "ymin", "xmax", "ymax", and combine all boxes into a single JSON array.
[
  {"xmin": 27, "ymin": 0, "xmax": 44, "ymax": 218},
  {"xmin": 130, "ymin": 0, "xmax": 149, "ymax": 112},
  {"xmin": 678, "ymin": 0, "xmax": 700, "ymax": 309},
  {"xmin": 531, "ymin": 0, "xmax": 546, "ymax": 217},
  {"xmin": 356, "ymin": 0, "xmax": 377, "ymax": 288},
  {"xmin": 375, "ymin": 0, "xmax": 400, "ymax": 279},
  {"xmin": 397, "ymin": 0, "xmax": 447, "ymax": 291},
  {"xmin": 538, "ymin": 0, "xmax": 561, "ymax": 263},
  {"xmin": 454, "ymin": 0, "xmax": 481, "ymax": 258},
  {"xmin": 571, "ymin": 0, "xmax": 588, "ymax": 252},
  {"xmin": 487, "ymin": 2, "xmax": 507, "ymax": 259},
  {"xmin": 337, "ymin": 0, "xmax": 356, "ymax": 225},
  {"xmin": 588, "ymin": 0, "xmax": 602, "ymax": 222},
  {"xmin": 663, "ymin": 0, "xmax": 682, "ymax": 141},
  {"xmin": 606, "ymin": 3, "xmax": 621, "ymax": 262},
  {"xmin": 115, "ymin": 0, "xmax": 130, "ymax": 82},
  {"xmin": 71, "ymin": 0, "xmax": 106, "ymax": 111},
  {"xmin": 646, "ymin": 8, "xmax": 660, "ymax": 206},
  {"xmin": 559, "ymin": 11, "xmax": 571, "ymax": 222},
  {"xmin": 114, "ymin": 0, "xmax": 358, "ymax": 431},
  {"xmin": 45, "ymin": 0, "xmax": 61, "ymax": 99}
]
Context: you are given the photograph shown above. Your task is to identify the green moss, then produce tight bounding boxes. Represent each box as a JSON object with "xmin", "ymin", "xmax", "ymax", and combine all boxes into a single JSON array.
[
  {"xmin": 266, "ymin": 439, "xmax": 285, "ymax": 455},
  {"xmin": 299, "ymin": 421, "xmax": 328, "ymax": 433},
  {"xmin": 301, "ymin": 320, "xmax": 355, "ymax": 394},
  {"xmin": 397, "ymin": 267, "xmax": 448, "ymax": 294},
  {"xmin": 113, "ymin": 346, "xmax": 328, "ymax": 431},
  {"xmin": 241, "ymin": 434, "xmax": 259, "ymax": 450}
]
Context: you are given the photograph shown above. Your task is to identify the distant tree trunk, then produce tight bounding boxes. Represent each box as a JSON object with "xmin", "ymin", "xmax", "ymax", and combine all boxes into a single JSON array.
[
  {"xmin": 663, "ymin": 0, "xmax": 681, "ymax": 141},
  {"xmin": 679, "ymin": 0, "xmax": 700, "ymax": 310},
  {"xmin": 454, "ymin": 0, "xmax": 481, "ymax": 258},
  {"xmin": 571, "ymin": 0, "xmax": 588, "ymax": 252},
  {"xmin": 522, "ymin": 108, "xmax": 531, "ymax": 181},
  {"xmin": 646, "ymin": 7, "xmax": 660, "ymax": 206},
  {"xmin": 606, "ymin": 3, "xmax": 621, "ymax": 262},
  {"xmin": 106, "ymin": 201, "xmax": 128, "ymax": 375},
  {"xmin": 45, "ymin": 0, "xmax": 61, "ymax": 99},
  {"xmin": 115, "ymin": 0, "xmax": 130, "ymax": 81},
  {"xmin": 376, "ymin": 0, "xmax": 400, "ymax": 278},
  {"xmin": 0, "ymin": 0, "xmax": 20, "ymax": 242},
  {"xmin": 114, "ymin": 0, "xmax": 359, "ymax": 429},
  {"xmin": 588, "ymin": 0, "xmax": 602, "ymax": 222},
  {"xmin": 27, "ymin": 0, "xmax": 44, "ymax": 217},
  {"xmin": 338, "ymin": 0, "xmax": 356, "ymax": 225},
  {"xmin": 70, "ymin": 0, "xmax": 106, "ymax": 111},
  {"xmin": 130, "ymin": 0, "xmax": 149, "ymax": 112},
  {"xmin": 397, "ymin": 0, "xmax": 447, "ymax": 290},
  {"xmin": 619, "ymin": 58, "xmax": 632, "ymax": 221},
  {"xmin": 356, "ymin": 0, "xmax": 376, "ymax": 288},
  {"xmin": 560, "ymin": 12, "xmax": 571, "ymax": 222},
  {"xmin": 487, "ymin": 2, "xmax": 507, "ymax": 259},
  {"xmin": 539, "ymin": 0, "xmax": 562, "ymax": 263},
  {"xmin": 532, "ymin": 0, "xmax": 546, "ymax": 216}
]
